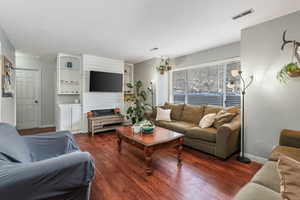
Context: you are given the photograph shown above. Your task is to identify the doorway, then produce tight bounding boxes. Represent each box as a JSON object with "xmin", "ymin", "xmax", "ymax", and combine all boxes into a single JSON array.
[{"xmin": 16, "ymin": 68, "xmax": 41, "ymax": 129}]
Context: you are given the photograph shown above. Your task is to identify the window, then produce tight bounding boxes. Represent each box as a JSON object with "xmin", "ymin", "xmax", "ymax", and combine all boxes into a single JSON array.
[{"xmin": 172, "ymin": 60, "xmax": 240, "ymax": 107}]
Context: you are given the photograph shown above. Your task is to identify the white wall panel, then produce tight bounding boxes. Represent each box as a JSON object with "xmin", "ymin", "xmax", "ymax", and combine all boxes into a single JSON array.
[{"xmin": 81, "ymin": 54, "xmax": 124, "ymax": 132}]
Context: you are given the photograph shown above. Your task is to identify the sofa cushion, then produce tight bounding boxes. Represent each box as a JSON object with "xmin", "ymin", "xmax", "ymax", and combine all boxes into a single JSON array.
[
  {"xmin": 204, "ymin": 105, "xmax": 222, "ymax": 116},
  {"xmin": 164, "ymin": 121, "xmax": 195, "ymax": 133},
  {"xmin": 277, "ymin": 155, "xmax": 300, "ymax": 200},
  {"xmin": 185, "ymin": 127, "xmax": 217, "ymax": 142},
  {"xmin": 225, "ymin": 106, "xmax": 240, "ymax": 114},
  {"xmin": 180, "ymin": 104, "xmax": 204, "ymax": 124},
  {"xmin": 155, "ymin": 120, "xmax": 173, "ymax": 129},
  {"xmin": 251, "ymin": 161, "xmax": 280, "ymax": 193},
  {"xmin": 164, "ymin": 103, "xmax": 185, "ymax": 121},
  {"xmin": 213, "ymin": 110, "xmax": 236, "ymax": 129},
  {"xmin": 269, "ymin": 146, "xmax": 300, "ymax": 162},
  {"xmin": 234, "ymin": 183, "xmax": 281, "ymax": 200}
]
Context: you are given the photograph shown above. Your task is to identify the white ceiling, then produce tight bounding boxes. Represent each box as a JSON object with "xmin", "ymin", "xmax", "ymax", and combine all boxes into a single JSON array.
[{"xmin": 0, "ymin": 0, "xmax": 300, "ymax": 64}]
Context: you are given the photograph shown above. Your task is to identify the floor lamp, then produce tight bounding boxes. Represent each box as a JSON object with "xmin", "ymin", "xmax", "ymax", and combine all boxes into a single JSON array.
[
  {"xmin": 148, "ymin": 80, "xmax": 155, "ymax": 109},
  {"xmin": 227, "ymin": 70, "xmax": 254, "ymax": 164}
]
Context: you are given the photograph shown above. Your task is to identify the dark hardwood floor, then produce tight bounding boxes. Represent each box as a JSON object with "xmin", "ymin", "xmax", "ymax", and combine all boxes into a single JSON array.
[
  {"xmin": 18, "ymin": 128, "xmax": 261, "ymax": 200},
  {"xmin": 18, "ymin": 127, "xmax": 56, "ymax": 135},
  {"xmin": 75, "ymin": 132, "xmax": 261, "ymax": 200}
]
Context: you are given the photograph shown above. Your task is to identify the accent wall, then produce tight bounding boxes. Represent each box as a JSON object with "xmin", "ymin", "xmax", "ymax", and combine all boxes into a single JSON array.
[{"xmin": 241, "ymin": 10, "xmax": 300, "ymax": 160}]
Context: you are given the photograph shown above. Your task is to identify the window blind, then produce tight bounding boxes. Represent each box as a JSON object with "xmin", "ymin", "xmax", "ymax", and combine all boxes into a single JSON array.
[{"xmin": 172, "ymin": 61, "xmax": 241, "ymax": 107}]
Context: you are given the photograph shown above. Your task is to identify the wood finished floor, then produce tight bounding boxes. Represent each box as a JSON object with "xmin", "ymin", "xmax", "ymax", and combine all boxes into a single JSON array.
[
  {"xmin": 18, "ymin": 128, "xmax": 261, "ymax": 200},
  {"xmin": 75, "ymin": 132, "xmax": 261, "ymax": 200},
  {"xmin": 18, "ymin": 127, "xmax": 56, "ymax": 135}
]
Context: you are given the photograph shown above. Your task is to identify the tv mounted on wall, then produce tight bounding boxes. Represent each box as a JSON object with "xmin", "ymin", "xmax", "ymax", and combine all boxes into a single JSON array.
[{"xmin": 89, "ymin": 71, "xmax": 123, "ymax": 92}]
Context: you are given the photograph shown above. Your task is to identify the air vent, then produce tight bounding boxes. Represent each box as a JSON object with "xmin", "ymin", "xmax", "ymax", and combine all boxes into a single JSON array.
[
  {"xmin": 232, "ymin": 9, "xmax": 254, "ymax": 20},
  {"xmin": 150, "ymin": 47, "xmax": 159, "ymax": 51}
]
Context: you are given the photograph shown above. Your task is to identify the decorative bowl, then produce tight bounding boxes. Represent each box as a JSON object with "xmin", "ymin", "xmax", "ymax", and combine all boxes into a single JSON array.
[{"xmin": 142, "ymin": 126, "xmax": 155, "ymax": 134}]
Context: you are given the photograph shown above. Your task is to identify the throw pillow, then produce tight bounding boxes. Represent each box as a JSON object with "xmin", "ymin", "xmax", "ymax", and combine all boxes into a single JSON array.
[
  {"xmin": 225, "ymin": 106, "xmax": 240, "ymax": 114},
  {"xmin": 199, "ymin": 113, "xmax": 216, "ymax": 128},
  {"xmin": 156, "ymin": 107, "xmax": 171, "ymax": 121},
  {"xmin": 213, "ymin": 110, "xmax": 236, "ymax": 129},
  {"xmin": 277, "ymin": 155, "xmax": 300, "ymax": 200}
]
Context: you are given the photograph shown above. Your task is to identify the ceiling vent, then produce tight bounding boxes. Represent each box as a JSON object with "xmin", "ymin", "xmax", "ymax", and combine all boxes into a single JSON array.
[
  {"xmin": 149, "ymin": 47, "xmax": 159, "ymax": 52},
  {"xmin": 232, "ymin": 9, "xmax": 254, "ymax": 20}
]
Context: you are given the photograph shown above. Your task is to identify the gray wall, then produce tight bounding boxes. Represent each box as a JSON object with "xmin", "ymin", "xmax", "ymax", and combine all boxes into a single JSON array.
[
  {"xmin": 0, "ymin": 25, "xmax": 16, "ymax": 125},
  {"xmin": 134, "ymin": 58, "xmax": 160, "ymax": 105},
  {"xmin": 134, "ymin": 42, "xmax": 240, "ymax": 106},
  {"xmin": 16, "ymin": 55, "xmax": 56, "ymax": 127},
  {"xmin": 174, "ymin": 42, "xmax": 240, "ymax": 69},
  {"xmin": 241, "ymin": 11, "xmax": 300, "ymax": 158}
]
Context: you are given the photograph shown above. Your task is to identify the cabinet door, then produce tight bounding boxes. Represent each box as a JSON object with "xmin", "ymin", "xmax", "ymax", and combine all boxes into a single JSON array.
[
  {"xmin": 71, "ymin": 105, "xmax": 81, "ymax": 132},
  {"xmin": 57, "ymin": 105, "xmax": 72, "ymax": 131}
]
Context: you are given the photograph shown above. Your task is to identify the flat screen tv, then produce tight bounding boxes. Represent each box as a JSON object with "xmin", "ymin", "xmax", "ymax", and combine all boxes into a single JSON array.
[{"xmin": 89, "ymin": 71, "xmax": 123, "ymax": 92}]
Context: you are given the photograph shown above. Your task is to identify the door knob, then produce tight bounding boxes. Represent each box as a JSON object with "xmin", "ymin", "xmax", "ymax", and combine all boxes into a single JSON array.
[{"xmin": 34, "ymin": 100, "xmax": 39, "ymax": 103}]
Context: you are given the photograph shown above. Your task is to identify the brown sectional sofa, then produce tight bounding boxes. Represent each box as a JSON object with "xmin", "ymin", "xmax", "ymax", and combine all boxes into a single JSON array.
[
  {"xmin": 145, "ymin": 103, "xmax": 241, "ymax": 159},
  {"xmin": 235, "ymin": 129, "xmax": 300, "ymax": 200}
]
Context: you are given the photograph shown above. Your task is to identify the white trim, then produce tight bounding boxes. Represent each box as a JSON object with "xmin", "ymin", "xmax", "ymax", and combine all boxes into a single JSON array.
[
  {"xmin": 15, "ymin": 67, "xmax": 40, "ymax": 71},
  {"xmin": 172, "ymin": 57, "xmax": 240, "ymax": 72},
  {"xmin": 244, "ymin": 153, "xmax": 268, "ymax": 164},
  {"xmin": 39, "ymin": 124, "xmax": 55, "ymax": 128}
]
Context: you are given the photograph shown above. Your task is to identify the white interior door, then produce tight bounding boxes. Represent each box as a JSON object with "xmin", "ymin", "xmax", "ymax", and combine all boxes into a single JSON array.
[{"xmin": 16, "ymin": 69, "xmax": 41, "ymax": 129}]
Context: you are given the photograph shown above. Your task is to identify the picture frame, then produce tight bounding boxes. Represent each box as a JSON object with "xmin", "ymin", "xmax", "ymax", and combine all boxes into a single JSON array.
[{"xmin": 2, "ymin": 56, "xmax": 14, "ymax": 97}]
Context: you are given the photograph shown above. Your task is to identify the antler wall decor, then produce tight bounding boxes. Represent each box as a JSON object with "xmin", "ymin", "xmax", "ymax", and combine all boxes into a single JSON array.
[
  {"xmin": 277, "ymin": 30, "xmax": 300, "ymax": 83},
  {"xmin": 281, "ymin": 30, "xmax": 300, "ymax": 64}
]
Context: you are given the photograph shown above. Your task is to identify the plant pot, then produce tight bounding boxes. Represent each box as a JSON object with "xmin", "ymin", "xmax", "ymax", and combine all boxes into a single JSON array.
[
  {"xmin": 287, "ymin": 70, "xmax": 300, "ymax": 78},
  {"xmin": 87, "ymin": 112, "xmax": 94, "ymax": 118},
  {"xmin": 159, "ymin": 69, "xmax": 164, "ymax": 75}
]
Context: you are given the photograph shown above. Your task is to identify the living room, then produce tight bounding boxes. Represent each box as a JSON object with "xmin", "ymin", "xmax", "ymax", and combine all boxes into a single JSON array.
[{"xmin": 0, "ymin": 1, "xmax": 300, "ymax": 200}]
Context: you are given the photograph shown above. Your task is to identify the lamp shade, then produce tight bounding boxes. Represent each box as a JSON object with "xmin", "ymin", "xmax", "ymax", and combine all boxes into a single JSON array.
[
  {"xmin": 227, "ymin": 81, "xmax": 236, "ymax": 89},
  {"xmin": 231, "ymin": 70, "xmax": 241, "ymax": 77}
]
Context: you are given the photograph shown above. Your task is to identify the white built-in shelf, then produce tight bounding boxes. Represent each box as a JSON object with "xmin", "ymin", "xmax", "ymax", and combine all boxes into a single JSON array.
[{"xmin": 57, "ymin": 53, "xmax": 81, "ymax": 95}]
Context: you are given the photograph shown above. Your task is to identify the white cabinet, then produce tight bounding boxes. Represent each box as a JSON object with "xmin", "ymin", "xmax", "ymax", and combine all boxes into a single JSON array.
[{"xmin": 56, "ymin": 104, "xmax": 81, "ymax": 133}]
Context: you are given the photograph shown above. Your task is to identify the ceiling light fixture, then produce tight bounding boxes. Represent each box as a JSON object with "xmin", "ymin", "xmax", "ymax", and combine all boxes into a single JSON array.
[
  {"xmin": 149, "ymin": 47, "xmax": 159, "ymax": 52},
  {"xmin": 232, "ymin": 9, "xmax": 255, "ymax": 20}
]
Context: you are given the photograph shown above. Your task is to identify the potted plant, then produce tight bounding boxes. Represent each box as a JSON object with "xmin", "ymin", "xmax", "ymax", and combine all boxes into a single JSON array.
[
  {"xmin": 277, "ymin": 30, "xmax": 300, "ymax": 83},
  {"xmin": 277, "ymin": 62, "xmax": 300, "ymax": 83},
  {"xmin": 157, "ymin": 57, "xmax": 172, "ymax": 75},
  {"xmin": 126, "ymin": 80, "xmax": 151, "ymax": 125}
]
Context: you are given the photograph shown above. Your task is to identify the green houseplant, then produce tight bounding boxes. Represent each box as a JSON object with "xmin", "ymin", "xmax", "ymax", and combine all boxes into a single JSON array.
[
  {"xmin": 126, "ymin": 80, "xmax": 151, "ymax": 124},
  {"xmin": 277, "ymin": 30, "xmax": 300, "ymax": 83},
  {"xmin": 157, "ymin": 57, "xmax": 172, "ymax": 75},
  {"xmin": 277, "ymin": 62, "xmax": 300, "ymax": 83}
]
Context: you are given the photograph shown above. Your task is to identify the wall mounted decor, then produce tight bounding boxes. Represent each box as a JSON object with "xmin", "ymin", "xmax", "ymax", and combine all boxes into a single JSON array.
[
  {"xmin": 66, "ymin": 62, "xmax": 73, "ymax": 68},
  {"xmin": 277, "ymin": 30, "xmax": 300, "ymax": 83},
  {"xmin": 2, "ymin": 56, "xmax": 14, "ymax": 97}
]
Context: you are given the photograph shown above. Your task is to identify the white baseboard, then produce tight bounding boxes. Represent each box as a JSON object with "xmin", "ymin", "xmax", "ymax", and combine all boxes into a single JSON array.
[
  {"xmin": 39, "ymin": 124, "xmax": 55, "ymax": 128},
  {"xmin": 244, "ymin": 153, "xmax": 268, "ymax": 164}
]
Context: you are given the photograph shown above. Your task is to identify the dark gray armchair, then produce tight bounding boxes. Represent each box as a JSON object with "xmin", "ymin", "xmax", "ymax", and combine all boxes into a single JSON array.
[{"xmin": 0, "ymin": 123, "xmax": 95, "ymax": 200}]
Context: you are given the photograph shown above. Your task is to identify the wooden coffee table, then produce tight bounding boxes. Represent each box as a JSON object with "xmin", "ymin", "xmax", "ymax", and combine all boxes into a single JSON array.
[{"xmin": 116, "ymin": 126, "xmax": 184, "ymax": 175}]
